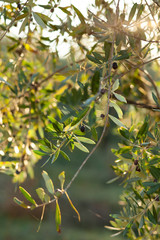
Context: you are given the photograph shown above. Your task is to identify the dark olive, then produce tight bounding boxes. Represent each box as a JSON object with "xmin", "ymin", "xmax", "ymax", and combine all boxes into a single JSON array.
[
  {"xmin": 134, "ymin": 160, "xmax": 138, "ymax": 165},
  {"xmin": 112, "ymin": 62, "xmax": 118, "ymax": 70},
  {"xmin": 100, "ymin": 114, "xmax": 105, "ymax": 119},
  {"xmin": 17, "ymin": 3, "xmax": 22, "ymax": 10},
  {"xmin": 16, "ymin": 170, "xmax": 21, "ymax": 175},
  {"xmin": 136, "ymin": 166, "xmax": 141, "ymax": 172},
  {"xmin": 80, "ymin": 125, "xmax": 85, "ymax": 132},
  {"xmin": 100, "ymin": 88, "xmax": 106, "ymax": 94}
]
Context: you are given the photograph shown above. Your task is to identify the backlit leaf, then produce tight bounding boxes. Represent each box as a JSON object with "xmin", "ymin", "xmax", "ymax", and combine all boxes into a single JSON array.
[
  {"xmin": 55, "ymin": 200, "xmax": 61, "ymax": 233},
  {"xmin": 42, "ymin": 171, "xmax": 54, "ymax": 195},
  {"xmin": 19, "ymin": 187, "xmax": 37, "ymax": 206}
]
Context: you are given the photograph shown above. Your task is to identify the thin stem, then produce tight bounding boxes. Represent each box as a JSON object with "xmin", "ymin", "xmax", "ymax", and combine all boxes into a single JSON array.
[{"xmin": 65, "ymin": 34, "xmax": 115, "ymax": 192}]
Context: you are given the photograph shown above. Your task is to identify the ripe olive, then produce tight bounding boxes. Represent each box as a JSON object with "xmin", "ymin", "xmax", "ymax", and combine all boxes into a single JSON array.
[
  {"xmin": 112, "ymin": 62, "xmax": 118, "ymax": 70},
  {"xmin": 100, "ymin": 114, "xmax": 105, "ymax": 119},
  {"xmin": 136, "ymin": 166, "xmax": 141, "ymax": 172},
  {"xmin": 100, "ymin": 88, "xmax": 106, "ymax": 94},
  {"xmin": 134, "ymin": 160, "xmax": 138, "ymax": 165},
  {"xmin": 80, "ymin": 125, "xmax": 85, "ymax": 132}
]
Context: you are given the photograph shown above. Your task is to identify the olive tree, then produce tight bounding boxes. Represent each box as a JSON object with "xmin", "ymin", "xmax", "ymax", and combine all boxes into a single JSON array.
[{"xmin": 0, "ymin": 0, "xmax": 160, "ymax": 238}]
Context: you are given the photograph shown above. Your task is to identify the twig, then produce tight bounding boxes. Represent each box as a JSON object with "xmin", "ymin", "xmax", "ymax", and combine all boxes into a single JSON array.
[
  {"xmin": 0, "ymin": 1, "xmax": 28, "ymax": 42},
  {"xmin": 65, "ymin": 33, "xmax": 116, "ymax": 193},
  {"xmin": 125, "ymin": 60, "xmax": 160, "ymax": 100},
  {"xmin": 126, "ymin": 99, "xmax": 160, "ymax": 110}
]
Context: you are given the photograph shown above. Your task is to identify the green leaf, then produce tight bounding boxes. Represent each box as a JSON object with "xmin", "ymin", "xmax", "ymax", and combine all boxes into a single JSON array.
[
  {"xmin": 147, "ymin": 184, "xmax": 160, "ymax": 195},
  {"xmin": 69, "ymin": 107, "xmax": 90, "ymax": 130},
  {"xmin": 137, "ymin": 4, "xmax": 144, "ymax": 20},
  {"xmin": 59, "ymin": 7, "xmax": 72, "ymax": 15},
  {"xmin": 55, "ymin": 200, "xmax": 61, "ymax": 233},
  {"xmin": 91, "ymin": 70, "xmax": 100, "ymax": 94},
  {"xmin": 33, "ymin": 150, "xmax": 47, "ymax": 156},
  {"xmin": 44, "ymin": 193, "xmax": 50, "ymax": 203},
  {"xmin": 72, "ymin": 5, "xmax": 85, "ymax": 24},
  {"xmin": 139, "ymin": 215, "xmax": 144, "ymax": 229},
  {"xmin": 0, "ymin": 77, "xmax": 12, "ymax": 87},
  {"xmin": 13, "ymin": 197, "xmax": 30, "ymax": 209},
  {"xmin": 91, "ymin": 127, "xmax": 98, "ymax": 141},
  {"xmin": 48, "ymin": 116, "xmax": 63, "ymax": 132},
  {"xmin": 19, "ymin": 16, "xmax": 28, "ymax": 34},
  {"xmin": 133, "ymin": 189, "xmax": 145, "ymax": 204},
  {"xmin": 109, "ymin": 101, "xmax": 123, "ymax": 119},
  {"xmin": 76, "ymin": 137, "xmax": 95, "ymax": 145},
  {"xmin": 35, "ymin": 12, "xmax": 52, "ymax": 22},
  {"xmin": 104, "ymin": 42, "xmax": 112, "ymax": 61},
  {"xmin": 86, "ymin": 54, "xmax": 101, "ymax": 64},
  {"xmin": 149, "ymin": 166, "xmax": 160, "ymax": 180},
  {"xmin": 42, "ymin": 171, "xmax": 54, "ymax": 195},
  {"xmin": 19, "ymin": 187, "xmax": 37, "ymax": 206},
  {"xmin": 152, "ymin": 92, "xmax": 159, "ymax": 106},
  {"xmin": 60, "ymin": 151, "xmax": 70, "ymax": 161},
  {"xmin": 147, "ymin": 209, "xmax": 157, "ymax": 224},
  {"xmin": 152, "ymin": 205, "xmax": 157, "ymax": 223},
  {"xmin": 92, "ymin": 52, "xmax": 105, "ymax": 62},
  {"xmin": 112, "ymin": 79, "xmax": 120, "ymax": 92},
  {"xmin": 119, "ymin": 127, "xmax": 130, "ymax": 139},
  {"xmin": 65, "ymin": 191, "xmax": 80, "ymax": 221},
  {"xmin": 109, "ymin": 115, "xmax": 127, "ymax": 129},
  {"xmin": 16, "ymin": 13, "xmax": 29, "ymax": 21},
  {"xmin": 33, "ymin": 12, "xmax": 46, "ymax": 28},
  {"xmin": 129, "ymin": 3, "xmax": 138, "ymax": 22},
  {"xmin": 39, "ymin": 145, "xmax": 52, "ymax": 153},
  {"xmin": 74, "ymin": 141, "xmax": 89, "ymax": 153},
  {"xmin": 36, "ymin": 188, "xmax": 45, "ymax": 202},
  {"xmin": 58, "ymin": 171, "xmax": 65, "ymax": 190},
  {"xmin": 51, "ymin": 149, "xmax": 60, "ymax": 164},
  {"xmin": 137, "ymin": 122, "xmax": 149, "ymax": 139},
  {"xmin": 112, "ymin": 92, "xmax": 127, "ymax": 103}
]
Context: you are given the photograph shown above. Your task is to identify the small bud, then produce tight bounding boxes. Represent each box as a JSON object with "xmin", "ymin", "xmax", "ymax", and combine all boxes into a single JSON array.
[
  {"xmin": 134, "ymin": 160, "xmax": 138, "ymax": 165},
  {"xmin": 100, "ymin": 88, "xmax": 106, "ymax": 94},
  {"xmin": 80, "ymin": 125, "xmax": 85, "ymax": 132},
  {"xmin": 136, "ymin": 166, "xmax": 141, "ymax": 172},
  {"xmin": 112, "ymin": 62, "xmax": 118, "ymax": 70},
  {"xmin": 50, "ymin": 8, "xmax": 54, "ymax": 13},
  {"xmin": 54, "ymin": 189, "xmax": 63, "ymax": 198}
]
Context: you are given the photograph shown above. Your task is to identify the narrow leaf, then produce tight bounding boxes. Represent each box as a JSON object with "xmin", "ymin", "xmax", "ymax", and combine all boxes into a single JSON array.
[
  {"xmin": 19, "ymin": 16, "xmax": 28, "ymax": 34},
  {"xmin": 113, "ymin": 92, "xmax": 127, "ymax": 103},
  {"xmin": 112, "ymin": 79, "xmax": 120, "ymax": 92},
  {"xmin": 51, "ymin": 149, "xmax": 60, "ymax": 163},
  {"xmin": 109, "ymin": 101, "xmax": 123, "ymax": 119},
  {"xmin": 60, "ymin": 151, "xmax": 70, "ymax": 161},
  {"xmin": 129, "ymin": 3, "xmax": 138, "ymax": 22},
  {"xmin": 33, "ymin": 150, "xmax": 47, "ymax": 156},
  {"xmin": 148, "ymin": 209, "xmax": 157, "ymax": 224},
  {"xmin": 33, "ymin": 12, "xmax": 46, "ymax": 28},
  {"xmin": 109, "ymin": 114, "xmax": 127, "ymax": 129},
  {"xmin": 13, "ymin": 197, "xmax": 30, "ymax": 209},
  {"xmin": 19, "ymin": 187, "xmax": 37, "ymax": 206},
  {"xmin": 74, "ymin": 141, "xmax": 89, "ymax": 153},
  {"xmin": 76, "ymin": 137, "xmax": 95, "ymax": 144},
  {"xmin": 72, "ymin": 5, "xmax": 85, "ymax": 24},
  {"xmin": 0, "ymin": 77, "xmax": 11, "ymax": 87},
  {"xmin": 58, "ymin": 171, "xmax": 65, "ymax": 190},
  {"xmin": 36, "ymin": 188, "xmax": 45, "ymax": 202},
  {"xmin": 55, "ymin": 200, "xmax": 61, "ymax": 233},
  {"xmin": 65, "ymin": 191, "xmax": 80, "ymax": 221},
  {"xmin": 42, "ymin": 171, "xmax": 54, "ymax": 195}
]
